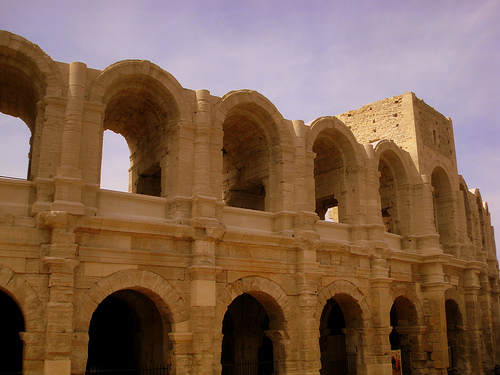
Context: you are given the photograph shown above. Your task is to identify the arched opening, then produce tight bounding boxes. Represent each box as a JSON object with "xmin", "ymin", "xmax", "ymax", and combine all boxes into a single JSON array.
[
  {"xmin": 0, "ymin": 114, "xmax": 31, "ymax": 179},
  {"xmin": 476, "ymin": 196, "xmax": 486, "ymax": 249},
  {"xmin": 431, "ymin": 167, "xmax": 456, "ymax": 253},
  {"xmin": 390, "ymin": 297, "xmax": 418, "ymax": 375},
  {"xmin": 445, "ymin": 299, "xmax": 467, "ymax": 374},
  {"xmin": 378, "ymin": 149, "xmax": 408, "ymax": 235},
  {"xmin": 86, "ymin": 289, "xmax": 171, "ymax": 373},
  {"xmin": 459, "ymin": 184, "xmax": 473, "ymax": 241},
  {"xmin": 222, "ymin": 104, "xmax": 271, "ymax": 211},
  {"xmin": 0, "ymin": 62, "xmax": 42, "ymax": 181},
  {"xmin": 0, "ymin": 290, "xmax": 25, "ymax": 374},
  {"xmin": 313, "ymin": 130, "xmax": 348, "ymax": 223},
  {"xmin": 100, "ymin": 129, "xmax": 130, "ymax": 192},
  {"xmin": 102, "ymin": 75, "xmax": 179, "ymax": 197},
  {"xmin": 221, "ymin": 293, "xmax": 277, "ymax": 374},
  {"xmin": 379, "ymin": 157, "xmax": 398, "ymax": 234},
  {"xmin": 319, "ymin": 295, "xmax": 363, "ymax": 375}
]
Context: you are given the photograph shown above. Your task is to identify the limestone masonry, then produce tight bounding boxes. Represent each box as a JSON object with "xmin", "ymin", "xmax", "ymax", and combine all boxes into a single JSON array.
[{"xmin": 0, "ymin": 30, "xmax": 498, "ymax": 375}]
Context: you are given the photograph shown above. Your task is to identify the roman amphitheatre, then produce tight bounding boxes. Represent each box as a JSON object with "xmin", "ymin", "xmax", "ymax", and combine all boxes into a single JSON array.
[{"xmin": 0, "ymin": 30, "xmax": 498, "ymax": 375}]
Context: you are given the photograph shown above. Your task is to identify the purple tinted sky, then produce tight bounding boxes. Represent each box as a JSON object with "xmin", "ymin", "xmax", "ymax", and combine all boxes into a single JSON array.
[{"xmin": 1, "ymin": 0, "xmax": 499, "ymax": 254}]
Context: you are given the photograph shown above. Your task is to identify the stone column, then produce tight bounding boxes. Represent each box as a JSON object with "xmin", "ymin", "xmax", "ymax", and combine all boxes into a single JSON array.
[
  {"xmin": 188, "ymin": 226, "xmax": 223, "ymax": 375},
  {"xmin": 168, "ymin": 332, "xmax": 194, "ymax": 375},
  {"xmin": 52, "ymin": 62, "xmax": 87, "ymax": 215},
  {"xmin": 32, "ymin": 97, "xmax": 66, "ymax": 214},
  {"xmin": 479, "ymin": 272, "xmax": 495, "ymax": 370},
  {"xmin": 464, "ymin": 268, "xmax": 484, "ymax": 374},
  {"xmin": 168, "ymin": 121, "xmax": 195, "ymax": 224},
  {"xmin": 20, "ymin": 331, "xmax": 45, "ymax": 375},
  {"xmin": 421, "ymin": 262, "xmax": 449, "ymax": 375},
  {"xmin": 295, "ymin": 233, "xmax": 321, "ymax": 375},
  {"xmin": 37, "ymin": 211, "xmax": 79, "ymax": 375},
  {"xmin": 416, "ymin": 175, "xmax": 442, "ymax": 255},
  {"xmin": 368, "ymin": 257, "xmax": 393, "ymax": 375}
]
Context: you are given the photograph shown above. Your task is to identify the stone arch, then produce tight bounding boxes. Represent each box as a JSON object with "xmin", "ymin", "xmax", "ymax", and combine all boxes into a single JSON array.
[
  {"xmin": 0, "ymin": 31, "xmax": 65, "ymax": 180},
  {"xmin": 473, "ymin": 189, "xmax": 487, "ymax": 249},
  {"xmin": 459, "ymin": 176, "xmax": 474, "ymax": 242},
  {"xmin": 444, "ymin": 288, "xmax": 469, "ymax": 374},
  {"xmin": 389, "ymin": 284, "xmax": 425, "ymax": 375},
  {"xmin": 88, "ymin": 60, "xmax": 192, "ymax": 122},
  {"xmin": 374, "ymin": 140, "xmax": 411, "ymax": 236},
  {"xmin": 316, "ymin": 279, "xmax": 371, "ymax": 327},
  {"xmin": 316, "ymin": 280, "xmax": 371, "ymax": 374},
  {"xmin": 0, "ymin": 264, "xmax": 45, "ymax": 333},
  {"xmin": 73, "ymin": 269, "xmax": 189, "ymax": 375},
  {"xmin": 0, "ymin": 264, "xmax": 46, "ymax": 375},
  {"xmin": 306, "ymin": 117, "xmax": 365, "ymax": 223},
  {"xmin": 213, "ymin": 89, "xmax": 292, "ymax": 148},
  {"xmin": 214, "ymin": 90, "xmax": 293, "ymax": 212},
  {"xmin": 389, "ymin": 283, "xmax": 423, "ymax": 324},
  {"xmin": 215, "ymin": 276, "xmax": 292, "ymax": 374},
  {"xmin": 74, "ymin": 269, "xmax": 189, "ymax": 333},
  {"xmin": 431, "ymin": 166, "xmax": 457, "ymax": 253},
  {"xmin": 88, "ymin": 60, "xmax": 193, "ymax": 197}
]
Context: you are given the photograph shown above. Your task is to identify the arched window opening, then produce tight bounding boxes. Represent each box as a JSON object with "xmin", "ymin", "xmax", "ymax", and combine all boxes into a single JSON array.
[
  {"xmin": 222, "ymin": 108, "xmax": 270, "ymax": 211},
  {"xmin": 379, "ymin": 158, "xmax": 398, "ymax": 234},
  {"xmin": 0, "ymin": 290, "xmax": 25, "ymax": 374},
  {"xmin": 319, "ymin": 299, "xmax": 348, "ymax": 374},
  {"xmin": 86, "ymin": 290, "xmax": 171, "ymax": 373},
  {"xmin": 313, "ymin": 133, "xmax": 345, "ymax": 223},
  {"xmin": 100, "ymin": 130, "xmax": 130, "ymax": 192},
  {"xmin": 103, "ymin": 77, "xmax": 178, "ymax": 198},
  {"xmin": 476, "ymin": 197, "xmax": 486, "ymax": 247},
  {"xmin": 221, "ymin": 293, "xmax": 277, "ymax": 374},
  {"xmin": 460, "ymin": 185, "xmax": 473, "ymax": 241},
  {"xmin": 0, "ymin": 62, "xmax": 41, "ymax": 181},
  {"xmin": 431, "ymin": 168, "xmax": 456, "ymax": 253},
  {"xmin": 390, "ymin": 297, "xmax": 418, "ymax": 375},
  {"xmin": 319, "ymin": 295, "xmax": 362, "ymax": 375},
  {"xmin": 445, "ymin": 299, "xmax": 467, "ymax": 374},
  {"xmin": 0, "ymin": 114, "xmax": 31, "ymax": 179}
]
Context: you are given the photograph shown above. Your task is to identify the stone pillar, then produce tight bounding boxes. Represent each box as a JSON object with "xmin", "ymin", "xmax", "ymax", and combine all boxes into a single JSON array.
[
  {"xmin": 80, "ymin": 101, "xmax": 106, "ymax": 216},
  {"xmin": 20, "ymin": 331, "xmax": 45, "ymax": 375},
  {"xmin": 416, "ymin": 175, "xmax": 442, "ymax": 255},
  {"xmin": 295, "ymin": 232, "xmax": 321, "ymax": 375},
  {"xmin": 490, "ymin": 277, "xmax": 500, "ymax": 361},
  {"xmin": 479, "ymin": 272, "xmax": 495, "ymax": 370},
  {"xmin": 194, "ymin": 90, "xmax": 212, "ymax": 197},
  {"xmin": 169, "ymin": 121, "xmax": 195, "ymax": 224},
  {"xmin": 168, "ymin": 332, "xmax": 194, "ymax": 375},
  {"xmin": 188, "ymin": 226, "xmax": 223, "ymax": 375},
  {"xmin": 32, "ymin": 97, "xmax": 66, "ymax": 214},
  {"xmin": 292, "ymin": 120, "xmax": 309, "ymax": 212},
  {"xmin": 464, "ymin": 268, "xmax": 484, "ymax": 374},
  {"xmin": 37, "ymin": 211, "xmax": 78, "ymax": 375},
  {"xmin": 368, "ymin": 257, "xmax": 393, "ymax": 375},
  {"xmin": 421, "ymin": 262, "xmax": 449, "ymax": 375},
  {"xmin": 52, "ymin": 62, "xmax": 87, "ymax": 215}
]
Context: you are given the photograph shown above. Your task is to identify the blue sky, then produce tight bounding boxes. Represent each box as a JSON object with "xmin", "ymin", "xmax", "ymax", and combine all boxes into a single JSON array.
[{"xmin": 1, "ymin": 0, "xmax": 499, "ymax": 254}]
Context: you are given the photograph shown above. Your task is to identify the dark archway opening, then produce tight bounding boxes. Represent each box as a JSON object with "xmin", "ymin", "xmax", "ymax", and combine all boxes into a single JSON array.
[
  {"xmin": 221, "ymin": 293, "xmax": 276, "ymax": 375},
  {"xmin": 222, "ymin": 106, "xmax": 270, "ymax": 212},
  {"xmin": 86, "ymin": 290, "xmax": 169, "ymax": 373},
  {"xmin": 445, "ymin": 299, "xmax": 467, "ymax": 374},
  {"xmin": 319, "ymin": 298, "xmax": 348, "ymax": 375},
  {"xmin": 0, "ymin": 290, "xmax": 25, "ymax": 374},
  {"xmin": 313, "ymin": 131, "xmax": 347, "ymax": 223},
  {"xmin": 390, "ymin": 297, "xmax": 418, "ymax": 375}
]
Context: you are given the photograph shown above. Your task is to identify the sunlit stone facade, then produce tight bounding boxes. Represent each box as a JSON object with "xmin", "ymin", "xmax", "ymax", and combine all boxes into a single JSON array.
[{"xmin": 0, "ymin": 30, "xmax": 499, "ymax": 375}]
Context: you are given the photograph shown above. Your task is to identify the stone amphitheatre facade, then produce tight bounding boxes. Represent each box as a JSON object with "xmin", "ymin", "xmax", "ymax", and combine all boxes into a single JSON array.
[{"xmin": 0, "ymin": 30, "xmax": 498, "ymax": 375}]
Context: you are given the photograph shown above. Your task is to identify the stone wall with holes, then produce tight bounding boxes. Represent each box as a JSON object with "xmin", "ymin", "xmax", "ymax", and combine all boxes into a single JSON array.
[{"xmin": 337, "ymin": 93, "xmax": 415, "ymax": 152}]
